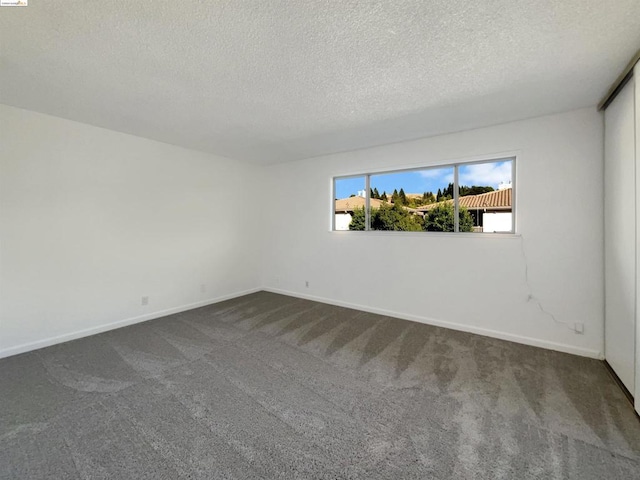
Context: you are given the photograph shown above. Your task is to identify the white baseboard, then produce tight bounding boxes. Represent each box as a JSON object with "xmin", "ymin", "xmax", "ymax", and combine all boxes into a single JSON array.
[
  {"xmin": 263, "ymin": 287, "xmax": 603, "ymax": 360},
  {"xmin": 0, "ymin": 287, "xmax": 261, "ymax": 359},
  {"xmin": 1, "ymin": 286, "xmax": 603, "ymax": 361}
]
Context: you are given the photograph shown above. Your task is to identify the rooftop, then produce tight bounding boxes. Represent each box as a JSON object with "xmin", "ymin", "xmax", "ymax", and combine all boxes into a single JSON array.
[
  {"xmin": 417, "ymin": 188, "xmax": 512, "ymax": 212},
  {"xmin": 335, "ymin": 197, "xmax": 385, "ymax": 213}
]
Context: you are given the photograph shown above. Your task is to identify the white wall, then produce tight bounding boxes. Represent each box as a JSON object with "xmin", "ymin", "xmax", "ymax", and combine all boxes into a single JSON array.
[
  {"xmin": 0, "ymin": 105, "xmax": 261, "ymax": 357},
  {"xmin": 0, "ymin": 105, "xmax": 606, "ymax": 360},
  {"xmin": 261, "ymin": 107, "xmax": 605, "ymax": 358},
  {"xmin": 482, "ymin": 212, "xmax": 512, "ymax": 233},
  {"xmin": 334, "ymin": 213, "xmax": 352, "ymax": 231}
]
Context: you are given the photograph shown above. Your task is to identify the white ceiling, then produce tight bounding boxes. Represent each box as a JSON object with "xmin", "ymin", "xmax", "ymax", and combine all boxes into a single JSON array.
[{"xmin": 1, "ymin": 1, "xmax": 639, "ymax": 164}]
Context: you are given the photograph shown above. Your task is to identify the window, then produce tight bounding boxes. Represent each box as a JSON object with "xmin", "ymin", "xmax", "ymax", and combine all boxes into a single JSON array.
[
  {"xmin": 332, "ymin": 158, "xmax": 515, "ymax": 233},
  {"xmin": 334, "ymin": 176, "xmax": 366, "ymax": 231}
]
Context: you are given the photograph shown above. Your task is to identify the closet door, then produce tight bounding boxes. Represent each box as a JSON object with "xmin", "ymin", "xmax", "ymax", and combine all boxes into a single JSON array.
[
  {"xmin": 605, "ymin": 76, "xmax": 636, "ymax": 396},
  {"xmin": 635, "ymin": 63, "xmax": 640, "ymax": 413}
]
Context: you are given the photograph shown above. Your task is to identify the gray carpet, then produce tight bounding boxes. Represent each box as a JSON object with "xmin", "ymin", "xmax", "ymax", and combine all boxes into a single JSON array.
[{"xmin": 1, "ymin": 292, "xmax": 639, "ymax": 479}]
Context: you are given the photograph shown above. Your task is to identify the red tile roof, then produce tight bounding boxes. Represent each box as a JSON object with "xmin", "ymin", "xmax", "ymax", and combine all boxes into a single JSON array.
[
  {"xmin": 334, "ymin": 196, "xmax": 384, "ymax": 213},
  {"xmin": 417, "ymin": 188, "xmax": 512, "ymax": 211}
]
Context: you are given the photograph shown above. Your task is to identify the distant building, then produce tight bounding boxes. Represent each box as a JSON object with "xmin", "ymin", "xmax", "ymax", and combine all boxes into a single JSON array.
[
  {"xmin": 334, "ymin": 196, "xmax": 384, "ymax": 230},
  {"xmin": 334, "ymin": 197, "xmax": 424, "ymax": 230},
  {"xmin": 416, "ymin": 188, "xmax": 512, "ymax": 232}
]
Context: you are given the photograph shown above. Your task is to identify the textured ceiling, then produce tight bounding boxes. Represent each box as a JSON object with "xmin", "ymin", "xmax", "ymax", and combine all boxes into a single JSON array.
[{"xmin": 1, "ymin": 1, "xmax": 639, "ymax": 164}]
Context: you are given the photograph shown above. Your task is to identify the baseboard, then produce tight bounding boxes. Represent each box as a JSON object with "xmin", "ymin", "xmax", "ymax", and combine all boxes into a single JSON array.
[
  {"xmin": 603, "ymin": 360, "xmax": 635, "ymax": 404},
  {"xmin": 1, "ymin": 286, "xmax": 603, "ymax": 361},
  {"xmin": 263, "ymin": 287, "xmax": 603, "ymax": 360},
  {"xmin": 0, "ymin": 287, "xmax": 261, "ymax": 359}
]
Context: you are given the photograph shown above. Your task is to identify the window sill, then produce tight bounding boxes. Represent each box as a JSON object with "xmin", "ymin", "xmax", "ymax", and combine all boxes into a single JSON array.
[{"xmin": 329, "ymin": 230, "xmax": 521, "ymax": 239}]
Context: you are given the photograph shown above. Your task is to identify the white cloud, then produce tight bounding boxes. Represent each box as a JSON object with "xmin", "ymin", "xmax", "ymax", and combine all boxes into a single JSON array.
[
  {"xmin": 418, "ymin": 168, "xmax": 454, "ymax": 187},
  {"xmin": 419, "ymin": 169, "xmax": 445, "ymax": 179},
  {"xmin": 459, "ymin": 161, "xmax": 512, "ymax": 187}
]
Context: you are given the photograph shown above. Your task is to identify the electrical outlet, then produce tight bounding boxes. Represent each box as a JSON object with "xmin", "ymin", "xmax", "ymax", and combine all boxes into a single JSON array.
[
  {"xmin": 141, "ymin": 296, "xmax": 149, "ymax": 306},
  {"xmin": 305, "ymin": 281, "xmax": 309, "ymax": 288},
  {"xmin": 574, "ymin": 322, "xmax": 584, "ymax": 334}
]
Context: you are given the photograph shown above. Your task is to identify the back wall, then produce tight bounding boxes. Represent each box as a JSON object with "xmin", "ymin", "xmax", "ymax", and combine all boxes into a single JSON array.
[{"xmin": 261, "ymin": 107, "xmax": 604, "ymax": 358}]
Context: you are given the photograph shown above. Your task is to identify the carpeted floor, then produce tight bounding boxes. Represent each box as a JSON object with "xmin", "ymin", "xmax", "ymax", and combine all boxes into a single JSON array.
[{"xmin": 1, "ymin": 291, "xmax": 639, "ymax": 479}]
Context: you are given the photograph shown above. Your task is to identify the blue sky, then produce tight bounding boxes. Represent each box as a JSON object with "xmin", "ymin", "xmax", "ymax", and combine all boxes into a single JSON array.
[{"xmin": 335, "ymin": 161, "xmax": 512, "ymax": 199}]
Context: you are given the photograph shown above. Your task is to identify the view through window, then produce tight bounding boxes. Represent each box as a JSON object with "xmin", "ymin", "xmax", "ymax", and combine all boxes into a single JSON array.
[{"xmin": 333, "ymin": 158, "xmax": 514, "ymax": 233}]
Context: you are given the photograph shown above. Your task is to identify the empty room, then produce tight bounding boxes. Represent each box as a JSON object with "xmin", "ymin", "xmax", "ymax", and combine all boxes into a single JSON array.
[{"xmin": 2, "ymin": 1, "xmax": 640, "ymax": 478}]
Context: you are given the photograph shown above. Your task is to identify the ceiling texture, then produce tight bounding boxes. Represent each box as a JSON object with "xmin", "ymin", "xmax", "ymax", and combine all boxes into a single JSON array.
[{"xmin": 1, "ymin": 1, "xmax": 639, "ymax": 164}]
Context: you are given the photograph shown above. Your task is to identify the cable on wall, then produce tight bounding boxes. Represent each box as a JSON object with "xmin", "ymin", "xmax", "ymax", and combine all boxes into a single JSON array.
[{"xmin": 519, "ymin": 235, "xmax": 577, "ymax": 333}]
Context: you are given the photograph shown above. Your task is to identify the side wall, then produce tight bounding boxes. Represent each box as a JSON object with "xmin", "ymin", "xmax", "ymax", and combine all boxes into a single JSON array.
[
  {"xmin": 0, "ymin": 105, "xmax": 261, "ymax": 357},
  {"xmin": 261, "ymin": 107, "xmax": 605, "ymax": 358}
]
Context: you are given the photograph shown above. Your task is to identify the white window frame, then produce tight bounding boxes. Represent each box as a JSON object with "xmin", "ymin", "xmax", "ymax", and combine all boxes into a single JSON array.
[{"xmin": 332, "ymin": 156, "xmax": 516, "ymax": 234}]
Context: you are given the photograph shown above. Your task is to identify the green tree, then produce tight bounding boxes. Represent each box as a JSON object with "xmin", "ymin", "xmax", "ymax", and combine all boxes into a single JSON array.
[
  {"xmin": 371, "ymin": 203, "xmax": 422, "ymax": 231},
  {"xmin": 424, "ymin": 202, "xmax": 474, "ymax": 232},
  {"xmin": 381, "ymin": 191, "xmax": 388, "ymax": 201},
  {"xmin": 459, "ymin": 185, "xmax": 495, "ymax": 197},
  {"xmin": 348, "ymin": 207, "xmax": 366, "ymax": 230},
  {"xmin": 422, "ymin": 191, "xmax": 435, "ymax": 204},
  {"xmin": 442, "ymin": 183, "xmax": 454, "ymax": 199},
  {"xmin": 373, "ymin": 187, "xmax": 380, "ymax": 199},
  {"xmin": 391, "ymin": 189, "xmax": 399, "ymax": 204},
  {"xmin": 398, "ymin": 188, "xmax": 407, "ymax": 205},
  {"xmin": 458, "ymin": 207, "xmax": 475, "ymax": 231}
]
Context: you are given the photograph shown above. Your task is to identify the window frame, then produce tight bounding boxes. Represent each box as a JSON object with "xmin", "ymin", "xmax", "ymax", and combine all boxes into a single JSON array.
[{"xmin": 332, "ymin": 156, "xmax": 516, "ymax": 234}]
